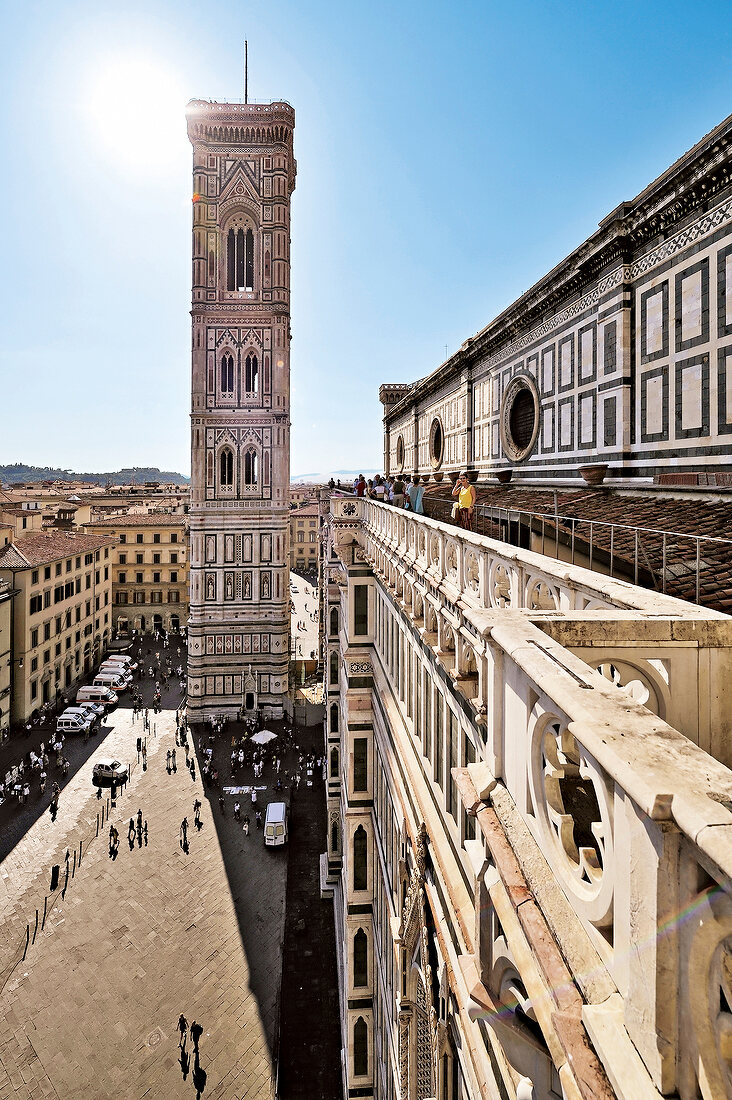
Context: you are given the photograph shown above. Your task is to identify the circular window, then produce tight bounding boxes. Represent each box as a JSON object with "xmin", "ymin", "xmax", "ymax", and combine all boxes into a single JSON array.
[
  {"xmin": 395, "ymin": 436, "xmax": 405, "ymax": 471},
  {"xmin": 500, "ymin": 374, "xmax": 540, "ymax": 462},
  {"xmin": 429, "ymin": 418, "xmax": 444, "ymax": 469}
]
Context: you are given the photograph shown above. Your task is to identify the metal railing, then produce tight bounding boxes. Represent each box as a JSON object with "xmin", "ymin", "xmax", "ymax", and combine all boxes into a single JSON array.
[{"xmin": 421, "ymin": 499, "xmax": 732, "ymax": 608}]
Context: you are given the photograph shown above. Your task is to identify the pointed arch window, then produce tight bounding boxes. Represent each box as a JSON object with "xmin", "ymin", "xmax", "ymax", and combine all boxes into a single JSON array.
[
  {"xmin": 353, "ymin": 825, "xmax": 367, "ymax": 891},
  {"xmin": 245, "ymin": 353, "xmax": 259, "ymax": 394},
  {"xmin": 220, "ymin": 353, "xmax": 234, "ymax": 394},
  {"xmin": 353, "ymin": 1017, "xmax": 368, "ymax": 1077},
  {"xmin": 227, "ymin": 226, "xmax": 255, "ymax": 291},
  {"xmin": 353, "ymin": 929, "xmax": 368, "ymax": 987},
  {"xmin": 220, "ymin": 448, "xmax": 234, "ymax": 487},
  {"xmin": 244, "ymin": 449, "xmax": 258, "ymax": 486}
]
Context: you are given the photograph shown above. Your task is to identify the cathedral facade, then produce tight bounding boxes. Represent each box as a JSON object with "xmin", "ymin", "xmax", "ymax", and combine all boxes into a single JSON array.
[{"xmin": 186, "ymin": 100, "xmax": 295, "ymax": 720}]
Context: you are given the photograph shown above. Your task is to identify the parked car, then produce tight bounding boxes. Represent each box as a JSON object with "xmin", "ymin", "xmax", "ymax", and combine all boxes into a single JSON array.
[
  {"xmin": 76, "ymin": 701, "xmax": 105, "ymax": 722},
  {"xmin": 56, "ymin": 712, "xmax": 92, "ymax": 736},
  {"xmin": 92, "ymin": 758, "xmax": 129, "ymax": 785},
  {"xmin": 99, "ymin": 663, "xmax": 133, "ymax": 684},
  {"xmin": 103, "ymin": 654, "xmax": 138, "ymax": 671},
  {"xmin": 63, "ymin": 706, "xmax": 100, "ymax": 728},
  {"xmin": 76, "ymin": 685, "xmax": 118, "ymax": 708},
  {"xmin": 93, "ymin": 672, "xmax": 128, "ymax": 692},
  {"xmin": 264, "ymin": 801, "xmax": 289, "ymax": 847}
]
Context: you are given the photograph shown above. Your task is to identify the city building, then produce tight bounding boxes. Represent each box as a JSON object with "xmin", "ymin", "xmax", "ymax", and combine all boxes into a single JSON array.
[
  {"xmin": 85, "ymin": 515, "xmax": 188, "ymax": 637},
  {"xmin": 185, "ymin": 98, "xmax": 296, "ymax": 721},
  {"xmin": 289, "ymin": 501, "xmax": 319, "ymax": 573},
  {"xmin": 290, "ymin": 482, "xmax": 323, "ymax": 507},
  {"xmin": 0, "ymin": 577, "xmax": 12, "ymax": 739},
  {"xmin": 0, "ymin": 531, "xmax": 115, "ymax": 723},
  {"xmin": 323, "ymin": 112, "xmax": 732, "ymax": 1100}
]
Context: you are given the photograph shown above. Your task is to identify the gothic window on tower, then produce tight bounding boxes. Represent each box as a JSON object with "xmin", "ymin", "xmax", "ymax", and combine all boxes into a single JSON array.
[
  {"xmin": 244, "ymin": 449, "xmax": 258, "ymax": 486},
  {"xmin": 220, "ymin": 447, "xmax": 234, "ymax": 488},
  {"xmin": 220, "ymin": 353, "xmax": 234, "ymax": 395},
  {"xmin": 227, "ymin": 226, "xmax": 255, "ymax": 291},
  {"xmin": 245, "ymin": 353, "xmax": 259, "ymax": 394}
]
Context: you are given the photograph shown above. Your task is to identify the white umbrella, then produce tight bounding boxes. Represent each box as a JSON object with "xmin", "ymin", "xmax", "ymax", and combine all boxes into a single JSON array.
[{"xmin": 250, "ymin": 730, "xmax": 277, "ymax": 746}]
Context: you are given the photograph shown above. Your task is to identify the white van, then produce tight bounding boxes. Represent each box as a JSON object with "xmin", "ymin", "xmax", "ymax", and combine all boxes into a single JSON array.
[
  {"xmin": 93, "ymin": 671, "xmax": 127, "ymax": 692},
  {"xmin": 264, "ymin": 801, "xmax": 289, "ymax": 847},
  {"xmin": 104, "ymin": 654, "xmax": 138, "ymax": 671},
  {"xmin": 63, "ymin": 706, "xmax": 100, "ymax": 727},
  {"xmin": 99, "ymin": 663, "xmax": 133, "ymax": 685},
  {"xmin": 56, "ymin": 712, "xmax": 91, "ymax": 735},
  {"xmin": 77, "ymin": 685, "xmax": 118, "ymax": 708}
]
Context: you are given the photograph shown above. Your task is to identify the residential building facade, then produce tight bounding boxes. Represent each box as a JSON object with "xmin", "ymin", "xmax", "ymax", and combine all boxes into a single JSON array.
[
  {"xmin": 186, "ymin": 98, "xmax": 295, "ymax": 720},
  {"xmin": 289, "ymin": 501, "xmax": 319, "ymax": 573},
  {"xmin": 86, "ymin": 515, "xmax": 188, "ymax": 637},
  {"xmin": 0, "ymin": 532, "xmax": 115, "ymax": 723},
  {"xmin": 0, "ymin": 578, "xmax": 12, "ymax": 739}
]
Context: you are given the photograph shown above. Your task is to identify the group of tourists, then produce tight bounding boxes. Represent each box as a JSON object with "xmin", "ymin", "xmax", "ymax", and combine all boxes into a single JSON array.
[
  {"xmin": 337, "ymin": 473, "xmax": 426, "ymax": 513},
  {"xmin": 338, "ymin": 470, "xmax": 477, "ymax": 530}
]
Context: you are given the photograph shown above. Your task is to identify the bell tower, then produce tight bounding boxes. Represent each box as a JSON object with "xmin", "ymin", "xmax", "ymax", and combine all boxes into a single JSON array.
[{"xmin": 185, "ymin": 99, "xmax": 295, "ymax": 721}]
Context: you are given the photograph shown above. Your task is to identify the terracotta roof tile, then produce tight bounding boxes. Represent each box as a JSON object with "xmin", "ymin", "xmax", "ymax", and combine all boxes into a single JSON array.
[{"xmin": 0, "ymin": 531, "xmax": 116, "ymax": 569}]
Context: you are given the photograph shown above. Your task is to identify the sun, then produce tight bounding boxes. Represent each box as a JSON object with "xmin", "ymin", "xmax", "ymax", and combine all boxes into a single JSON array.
[{"xmin": 85, "ymin": 54, "xmax": 187, "ymax": 171}]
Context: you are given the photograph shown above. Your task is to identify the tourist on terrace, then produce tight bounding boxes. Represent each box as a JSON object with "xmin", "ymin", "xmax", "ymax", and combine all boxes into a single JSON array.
[
  {"xmin": 452, "ymin": 472, "xmax": 476, "ymax": 530},
  {"xmin": 406, "ymin": 475, "xmax": 425, "ymax": 515},
  {"xmin": 392, "ymin": 474, "xmax": 405, "ymax": 508}
]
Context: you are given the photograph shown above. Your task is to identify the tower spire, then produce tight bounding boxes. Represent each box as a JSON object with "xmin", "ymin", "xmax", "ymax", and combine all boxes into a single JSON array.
[{"xmin": 244, "ymin": 40, "xmax": 248, "ymax": 104}]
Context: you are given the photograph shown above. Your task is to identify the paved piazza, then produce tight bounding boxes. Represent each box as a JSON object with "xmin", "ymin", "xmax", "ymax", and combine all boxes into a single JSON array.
[{"xmin": 0, "ymin": 708, "xmax": 286, "ymax": 1099}]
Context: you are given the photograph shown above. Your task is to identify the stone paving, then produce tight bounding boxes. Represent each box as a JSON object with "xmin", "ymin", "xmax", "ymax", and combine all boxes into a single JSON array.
[
  {"xmin": 289, "ymin": 575, "xmax": 318, "ymax": 661},
  {"xmin": 0, "ymin": 707, "xmax": 287, "ymax": 1100}
]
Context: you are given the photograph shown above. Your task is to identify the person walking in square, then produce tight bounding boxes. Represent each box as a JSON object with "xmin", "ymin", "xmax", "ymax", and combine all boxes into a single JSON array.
[
  {"xmin": 190, "ymin": 1021, "xmax": 203, "ymax": 1051},
  {"xmin": 194, "ymin": 798, "xmax": 201, "ymax": 828},
  {"xmin": 178, "ymin": 1014, "xmax": 188, "ymax": 1046},
  {"xmin": 171, "ymin": 748, "xmax": 177, "ymax": 773},
  {"xmin": 180, "ymin": 817, "xmax": 188, "ymax": 848}
]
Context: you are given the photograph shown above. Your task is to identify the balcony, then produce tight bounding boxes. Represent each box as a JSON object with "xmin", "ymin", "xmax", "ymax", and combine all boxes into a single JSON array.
[{"xmin": 327, "ymin": 493, "xmax": 732, "ymax": 1100}]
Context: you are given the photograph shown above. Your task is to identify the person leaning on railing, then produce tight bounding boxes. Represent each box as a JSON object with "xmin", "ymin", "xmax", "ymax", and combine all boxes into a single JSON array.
[{"xmin": 452, "ymin": 472, "xmax": 476, "ymax": 530}]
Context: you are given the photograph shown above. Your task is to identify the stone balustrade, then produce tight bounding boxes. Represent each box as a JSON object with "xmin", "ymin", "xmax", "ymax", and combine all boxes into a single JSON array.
[{"xmin": 327, "ymin": 492, "xmax": 732, "ymax": 1099}]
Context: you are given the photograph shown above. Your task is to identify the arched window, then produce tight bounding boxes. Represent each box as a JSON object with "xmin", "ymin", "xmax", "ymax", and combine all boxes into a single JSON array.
[
  {"xmin": 331, "ymin": 818, "xmax": 339, "ymax": 852},
  {"xmin": 354, "ymin": 929, "xmax": 367, "ymax": 987},
  {"xmin": 330, "ymin": 607, "xmax": 339, "ymax": 636},
  {"xmin": 353, "ymin": 825, "xmax": 367, "ymax": 891},
  {"xmin": 330, "ymin": 703, "xmax": 339, "ymax": 734},
  {"xmin": 329, "ymin": 650, "xmax": 338, "ymax": 685},
  {"xmin": 227, "ymin": 226, "xmax": 255, "ymax": 291},
  {"xmin": 330, "ymin": 746, "xmax": 339, "ymax": 777},
  {"xmin": 353, "ymin": 1017, "xmax": 368, "ymax": 1077},
  {"xmin": 244, "ymin": 449, "xmax": 258, "ymax": 486},
  {"xmin": 220, "ymin": 448, "xmax": 234, "ymax": 487},
  {"xmin": 220, "ymin": 353, "xmax": 234, "ymax": 393},
  {"xmin": 245, "ymin": 353, "xmax": 259, "ymax": 393}
]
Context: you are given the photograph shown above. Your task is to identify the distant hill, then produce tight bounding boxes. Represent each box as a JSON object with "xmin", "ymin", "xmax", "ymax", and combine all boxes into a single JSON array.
[
  {"xmin": 0, "ymin": 463, "xmax": 190, "ymax": 487},
  {"xmin": 292, "ymin": 469, "xmax": 380, "ymax": 484}
]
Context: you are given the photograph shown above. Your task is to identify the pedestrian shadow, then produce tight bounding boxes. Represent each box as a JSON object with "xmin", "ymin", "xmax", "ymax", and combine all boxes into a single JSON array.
[
  {"xmin": 193, "ymin": 1052, "xmax": 207, "ymax": 1097},
  {"xmin": 179, "ymin": 1045, "xmax": 189, "ymax": 1080}
]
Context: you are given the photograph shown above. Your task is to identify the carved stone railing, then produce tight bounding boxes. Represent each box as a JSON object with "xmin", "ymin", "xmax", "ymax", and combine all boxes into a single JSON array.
[{"xmin": 327, "ymin": 492, "xmax": 732, "ymax": 1099}]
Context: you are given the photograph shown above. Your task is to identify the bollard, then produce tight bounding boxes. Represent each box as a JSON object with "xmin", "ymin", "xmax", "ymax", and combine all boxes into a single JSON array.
[
  {"xmin": 22, "ymin": 924, "xmax": 29, "ymax": 960},
  {"xmin": 32, "ymin": 909, "xmax": 39, "ymax": 944},
  {"xmin": 42, "ymin": 896, "xmax": 47, "ymax": 930}
]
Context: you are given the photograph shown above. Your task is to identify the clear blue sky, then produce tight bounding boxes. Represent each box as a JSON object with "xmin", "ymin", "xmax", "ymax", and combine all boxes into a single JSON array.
[{"xmin": 2, "ymin": 0, "xmax": 731, "ymax": 477}]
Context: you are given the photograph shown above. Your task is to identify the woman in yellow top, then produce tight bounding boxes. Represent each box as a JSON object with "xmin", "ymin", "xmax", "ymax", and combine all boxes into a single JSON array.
[{"xmin": 451, "ymin": 472, "xmax": 476, "ymax": 530}]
